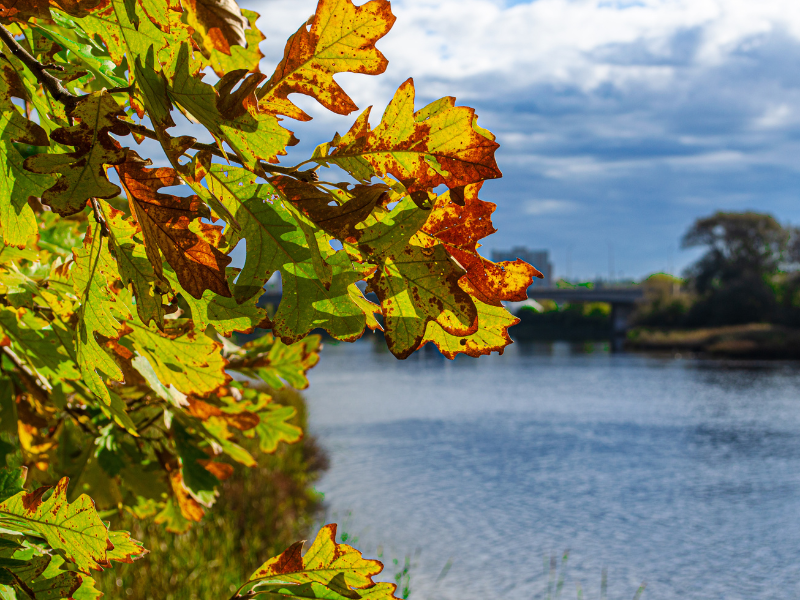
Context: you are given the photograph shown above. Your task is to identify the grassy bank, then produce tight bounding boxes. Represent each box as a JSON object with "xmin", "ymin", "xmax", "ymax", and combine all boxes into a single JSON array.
[
  {"xmin": 96, "ymin": 387, "xmax": 328, "ymax": 600},
  {"xmin": 627, "ymin": 323, "xmax": 800, "ymax": 359}
]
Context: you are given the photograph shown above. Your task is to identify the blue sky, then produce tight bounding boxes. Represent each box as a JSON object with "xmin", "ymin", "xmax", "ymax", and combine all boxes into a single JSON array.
[{"xmin": 239, "ymin": 0, "xmax": 800, "ymax": 281}]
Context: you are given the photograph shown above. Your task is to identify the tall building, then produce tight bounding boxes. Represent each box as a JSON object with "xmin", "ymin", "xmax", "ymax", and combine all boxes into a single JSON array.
[{"xmin": 491, "ymin": 247, "xmax": 552, "ymax": 286}]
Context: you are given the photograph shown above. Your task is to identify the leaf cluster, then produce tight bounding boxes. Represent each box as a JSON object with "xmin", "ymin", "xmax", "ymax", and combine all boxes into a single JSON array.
[{"xmin": 0, "ymin": 0, "xmax": 537, "ymax": 597}]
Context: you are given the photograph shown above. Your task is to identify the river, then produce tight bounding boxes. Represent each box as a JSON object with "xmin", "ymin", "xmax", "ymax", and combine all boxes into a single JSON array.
[{"xmin": 302, "ymin": 336, "xmax": 800, "ymax": 600}]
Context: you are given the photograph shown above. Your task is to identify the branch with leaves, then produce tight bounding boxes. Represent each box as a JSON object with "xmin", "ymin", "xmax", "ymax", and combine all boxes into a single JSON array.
[{"xmin": 0, "ymin": 0, "xmax": 541, "ymax": 597}]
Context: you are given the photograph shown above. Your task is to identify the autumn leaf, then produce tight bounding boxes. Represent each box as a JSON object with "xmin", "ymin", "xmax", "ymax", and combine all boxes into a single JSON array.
[
  {"xmin": 244, "ymin": 524, "xmax": 399, "ymax": 600},
  {"xmin": 258, "ymin": 0, "xmax": 395, "ymax": 121},
  {"xmin": 0, "ymin": 478, "xmax": 109, "ymax": 574},
  {"xmin": 182, "ymin": 0, "xmax": 248, "ymax": 56},
  {"xmin": 0, "ymin": 55, "xmax": 54, "ymax": 248},
  {"xmin": 357, "ymin": 196, "xmax": 478, "ymax": 358},
  {"xmin": 197, "ymin": 8, "xmax": 265, "ymax": 77},
  {"xmin": 315, "ymin": 78, "xmax": 501, "ymax": 193},
  {"xmin": 24, "ymin": 91, "xmax": 129, "ymax": 216},
  {"xmin": 0, "ymin": 0, "xmax": 51, "ymax": 22},
  {"xmin": 116, "ymin": 151, "xmax": 232, "ymax": 300},
  {"xmin": 272, "ymin": 177, "xmax": 389, "ymax": 242},
  {"xmin": 422, "ymin": 183, "xmax": 539, "ymax": 304}
]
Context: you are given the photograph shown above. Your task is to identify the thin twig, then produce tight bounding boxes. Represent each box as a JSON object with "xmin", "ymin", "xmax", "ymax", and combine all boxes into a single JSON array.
[
  {"xmin": 1, "ymin": 347, "xmax": 50, "ymax": 406},
  {"xmin": 125, "ymin": 122, "xmax": 319, "ymax": 182},
  {"xmin": 0, "ymin": 24, "xmax": 78, "ymax": 110}
]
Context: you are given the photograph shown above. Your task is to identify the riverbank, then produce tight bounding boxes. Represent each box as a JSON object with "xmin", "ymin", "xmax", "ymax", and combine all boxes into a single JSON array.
[{"xmin": 626, "ymin": 323, "xmax": 800, "ymax": 359}]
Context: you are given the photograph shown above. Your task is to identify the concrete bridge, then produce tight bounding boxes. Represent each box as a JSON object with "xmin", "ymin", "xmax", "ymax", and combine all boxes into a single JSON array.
[{"xmin": 527, "ymin": 286, "xmax": 644, "ymax": 351}]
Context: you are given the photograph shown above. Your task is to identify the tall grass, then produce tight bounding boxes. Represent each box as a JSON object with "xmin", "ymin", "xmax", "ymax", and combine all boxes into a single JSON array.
[{"xmin": 96, "ymin": 387, "xmax": 328, "ymax": 600}]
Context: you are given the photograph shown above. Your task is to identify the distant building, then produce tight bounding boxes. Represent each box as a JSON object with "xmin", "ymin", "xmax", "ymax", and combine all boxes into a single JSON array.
[{"xmin": 491, "ymin": 247, "xmax": 552, "ymax": 286}]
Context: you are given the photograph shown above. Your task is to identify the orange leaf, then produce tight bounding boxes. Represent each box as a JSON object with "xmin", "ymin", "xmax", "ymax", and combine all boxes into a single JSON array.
[{"xmin": 423, "ymin": 183, "xmax": 540, "ymax": 305}]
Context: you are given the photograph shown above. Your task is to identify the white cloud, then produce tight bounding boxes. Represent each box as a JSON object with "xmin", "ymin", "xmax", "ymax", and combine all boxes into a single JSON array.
[{"xmin": 523, "ymin": 198, "xmax": 580, "ymax": 215}]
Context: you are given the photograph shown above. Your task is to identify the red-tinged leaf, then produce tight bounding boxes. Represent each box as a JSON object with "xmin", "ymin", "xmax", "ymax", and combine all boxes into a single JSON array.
[
  {"xmin": 422, "ymin": 183, "xmax": 540, "ymax": 305},
  {"xmin": 246, "ymin": 524, "xmax": 391, "ymax": 597},
  {"xmin": 317, "ymin": 78, "xmax": 501, "ymax": 193},
  {"xmin": 116, "ymin": 151, "xmax": 232, "ymax": 300},
  {"xmin": 258, "ymin": 0, "xmax": 395, "ymax": 121}
]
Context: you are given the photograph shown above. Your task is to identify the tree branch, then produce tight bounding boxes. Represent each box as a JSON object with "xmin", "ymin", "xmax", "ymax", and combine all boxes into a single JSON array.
[
  {"xmin": 125, "ymin": 122, "xmax": 319, "ymax": 182},
  {"xmin": 0, "ymin": 24, "xmax": 78, "ymax": 111}
]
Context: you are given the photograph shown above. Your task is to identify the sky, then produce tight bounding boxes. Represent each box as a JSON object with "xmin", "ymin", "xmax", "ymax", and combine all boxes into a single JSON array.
[{"xmin": 237, "ymin": 0, "xmax": 800, "ymax": 281}]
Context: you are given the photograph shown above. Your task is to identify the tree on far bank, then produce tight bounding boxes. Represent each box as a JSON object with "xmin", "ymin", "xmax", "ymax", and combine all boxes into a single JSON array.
[{"xmin": 681, "ymin": 212, "xmax": 787, "ymax": 326}]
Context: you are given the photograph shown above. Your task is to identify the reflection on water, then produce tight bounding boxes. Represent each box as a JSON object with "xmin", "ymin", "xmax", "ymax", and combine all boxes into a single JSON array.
[{"xmin": 303, "ymin": 336, "xmax": 800, "ymax": 600}]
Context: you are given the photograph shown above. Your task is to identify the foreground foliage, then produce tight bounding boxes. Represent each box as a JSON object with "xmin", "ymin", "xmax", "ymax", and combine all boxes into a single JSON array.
[{"xmin": 0, "ymin": 0, "xmax": 537, "ymax": 596}]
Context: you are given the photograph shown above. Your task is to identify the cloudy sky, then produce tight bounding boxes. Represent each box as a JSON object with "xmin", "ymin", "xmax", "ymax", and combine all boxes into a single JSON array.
[{"xmin": 240, "ymin": 0, "xmax": 800, "ymax": 281}]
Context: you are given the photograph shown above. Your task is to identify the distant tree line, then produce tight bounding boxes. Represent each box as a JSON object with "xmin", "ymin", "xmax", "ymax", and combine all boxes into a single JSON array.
[{"xmin": 635, "ymin": 211, "xmax": 800, "ymax": 329}]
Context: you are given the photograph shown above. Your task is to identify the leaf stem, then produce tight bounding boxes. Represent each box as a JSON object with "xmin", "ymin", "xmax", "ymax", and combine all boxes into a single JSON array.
[{"xmin": 0, "ymin": 24, "xmax": 78, "ymax": 111}]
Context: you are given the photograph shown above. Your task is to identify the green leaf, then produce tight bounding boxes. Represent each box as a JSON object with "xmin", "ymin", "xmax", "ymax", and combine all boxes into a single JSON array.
[
  {"xmin": 244, "ymin": 401, "xmax": 302, "ymax": 454},
  {"xmin": 164, "ymin": 266, "xmax": 265, "ymax": 336},
  {"xmin": 0, "ymin": 56, "xmax": 55, "ymax": 248},
  {"xmin": 71, "ymin": 224, "xmax": 132, "ymax": 404},
  {"xmin": 230, "ymin": 333, "xmax": 320, "ymax": 390},
  {"xmin": 126, "ymin": 318, "xmax": 229, "ymax": 397},
  {"xmin": 357, "ymin": 197, "xmax": 478, "ymax": 358},
  {"xmin": 165, "ymin": 43, "xmax": 294, "ymax": 169},
  {"xmin": 204, "ymin": 166, "xmax": 373, "ymax": 342},
  {"xmin": 0, "ymin": 478, "xmax": 110, "ymax": 574},
  {"xmin": 24, "ymin": 92, "xmax": 129, "ymax": 216},
  {"xmin": 0, "ymin": 469, "xmax": 25, "ymax": 504}
]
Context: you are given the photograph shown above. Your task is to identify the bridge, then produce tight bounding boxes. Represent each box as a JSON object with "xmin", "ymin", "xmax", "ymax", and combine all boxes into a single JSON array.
[
  {"xmin": 526, "ymin": 286, "xmax": 644, "ymax": 351},
  {"xmin": 258, "ymin": 285, "xmax": 644, "ymax": 351}
]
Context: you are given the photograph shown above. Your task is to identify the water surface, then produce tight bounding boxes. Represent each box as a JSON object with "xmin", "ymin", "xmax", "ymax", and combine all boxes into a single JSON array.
[{"xmin": 303, "ymin": 338, "xmax": 800, "ymax": 600}]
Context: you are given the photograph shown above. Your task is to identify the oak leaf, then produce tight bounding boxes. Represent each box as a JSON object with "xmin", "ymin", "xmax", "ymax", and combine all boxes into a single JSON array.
[
  {"xmin": 204, "ymin": 165, "xmax": 377, "ymax": 342},
  {"xmin": 358, "ymin": 197, "xmax": 478, "ymax": 358},
  {"xmin": 126, "ymin": 318, "xmax": 229, "ymax": 397},
  {"xmin": 116, "ymin": 151, "xmax": 232, "ymax": 300},
  {"xmin": 246, "ymin": 524, "xmax": 393, "ymax": 597},
  {"xmin": 182, "ymin": 0, "xmax": 248, "ymax": 55},
  {"xmin": 0, "ymin": 478, "xmax": 109, "ymax": 574},
  {"xmin": 24, "ymin": 91, "xmax": 129, "ymax": 216},
  {"xmin": 315, "ymin": 78, "xmax": 501, "ymax": 193},
  {"xmin": 258, "ymin": 0, "xmax": 395, "ymax": 121},
  {"xmin": 422, "ymin": 183, "xmax": 540, "ymax": 305}
]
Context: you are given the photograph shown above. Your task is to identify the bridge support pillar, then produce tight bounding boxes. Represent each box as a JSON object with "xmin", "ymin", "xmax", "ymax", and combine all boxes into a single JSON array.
[{"xmin": 610, "ymin": 302, "xmax": 634, "ymax": 352}]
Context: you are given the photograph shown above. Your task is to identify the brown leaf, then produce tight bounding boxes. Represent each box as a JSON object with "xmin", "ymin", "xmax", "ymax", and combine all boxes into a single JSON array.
[
  {"xmin": 182, "ymin": 0, "xmax": 249, "ymax": 55},
  {"xmin": 272, "ymin": 177, "xmax": 388, "ymax": 241},
  {"xmin": 0, "ymin": 0, "xmax": 51, "ymax": 22},
  {"xmin": 116, "ymin": 151, "xmax": 231, "ymax": 299}
]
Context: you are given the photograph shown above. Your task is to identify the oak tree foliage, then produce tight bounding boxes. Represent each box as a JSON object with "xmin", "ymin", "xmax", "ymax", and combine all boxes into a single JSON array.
[{"xmin": 0, "ymin": 0, "xmax": 538, "ymax": 596}]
